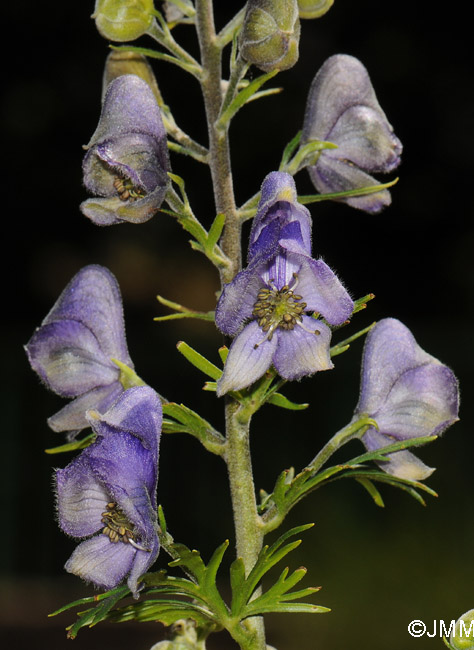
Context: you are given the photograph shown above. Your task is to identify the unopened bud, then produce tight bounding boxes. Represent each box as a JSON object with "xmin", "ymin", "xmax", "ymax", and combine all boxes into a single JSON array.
[
  {"xmin": 93, "ymin": 0, "xmax": 155, "ymax": 42},
  {"xmin": 102, "ymin": 50, "xmax": 163, "ymax": 105},
  {"xmin": 297, "ymin": 0, "xmax": 333, "ymax": 19},
  {"xmin": 239, "ymin": 0, "xmax": 300, "ymax": 72},
  {"xmin": 450, "ymin": 610, "xmax": 474, "ymax": 650}
]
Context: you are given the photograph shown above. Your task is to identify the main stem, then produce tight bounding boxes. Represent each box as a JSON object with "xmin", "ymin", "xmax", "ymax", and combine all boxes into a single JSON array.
[{"xmin": 195, "ymin": 3, "xmax": 266, "ymax": 649}]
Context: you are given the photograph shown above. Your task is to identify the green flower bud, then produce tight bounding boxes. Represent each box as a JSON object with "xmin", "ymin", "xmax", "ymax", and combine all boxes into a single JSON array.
[
  {"xmin": 102, "ymin": 50, "xmax": 163, "ymax": 106},
  {"xmin": 92, "ymin": 0, "xmax": 155, "ymax": 42},
  {"xmin": 239, "ymin": 0, "xmax": 300, "ymax": 72},
  {"xmin": 450, "ymin": 610, "xmax": 474, "ymax": 650},
  {"xmin": 297, "ymin": 0, "xmax": 333, "ymax": 19}
]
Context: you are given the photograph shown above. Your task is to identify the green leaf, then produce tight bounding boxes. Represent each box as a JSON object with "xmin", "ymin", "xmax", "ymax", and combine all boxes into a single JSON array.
[
  {"xmin": 330, "ymin": 322, "xmax": 376, "ymax": 358},
  {"xmin": 356, "ymin": 477, "xmax": 385, "ymax": 507},
  {"xmin": 65, "ymin": 587, "xmax": 130, "ymax": 639},
  {"xmin": 279, "ymin": 130, "xmax": 302, "ymax": 168},
  {"xmin": 298, "ymin": 177, "xmax": 399, "ymax": 204},
  {"xmin": 217, "ymin": 69, "xmax": 279, "ymax": 129},
  {"xmin": 176, "ymin": 341, "xmax": 222, "ymax": 380},
  {"xmin": 45, "ymin": 432, "xmax": 95, "ymax": 455},
  {"xmin": 266, "ymin": 392, "xmax": 309, "ymax": 410},
  {"xmin": 155, "ymin": 295, "xmax": 215, "ymax": 322},
  {"xmin": 205, "ymin": 213, "xmax": 226, "ymax": 255}
]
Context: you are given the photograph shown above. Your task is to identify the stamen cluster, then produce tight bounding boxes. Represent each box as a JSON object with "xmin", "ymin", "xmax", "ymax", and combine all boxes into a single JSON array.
[
  {"xmin": 101, "ymin": 501, "xmax": 136, "ymax": 544},
  {"xmin": 252, "ymin": 283, "xmax": 307, "ymax": 337},
  {"xmin": 113, "ymin": 176, "xmax": 146, "ymax": 202}
]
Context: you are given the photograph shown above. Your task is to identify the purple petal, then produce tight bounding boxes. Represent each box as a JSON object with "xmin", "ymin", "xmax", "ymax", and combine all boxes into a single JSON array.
[
  {"xmin": 65, "ymin": 535, "xmax": 136, "ymax": 591},
  {"xmin": 80, "ymin": 185, "xmax": 168, "ymax": 226},
  {"xmin": 284, "ymin": 254, "xmax": 353, "ymax": 325},
  {"xmin": 326, "ymin": 105, "xmax": 402, "ymax": 173},
  {"xmin": 39, "ymin": 265, "xmax": 132, "ymax": 365},
  {"xmin": 85, "ymin": 76, "xmax": 167, "ymax": 148},
  {"xmin": 373, "ymin": 363, "xmax": 459, "ymax": 440},
  {"xmin": 273, "ymin": 316, "xmax": 333, "ymax": 380},
  {"xmin": 26, "ymin": 320, "xmax": 118, "ymax": 397},
  {"xmin": 47, "ymin": 382, "xmax": 124, "ymax": 433},
  {"xmin": 302, "ymin": 54, "xmax": 393, "ymax": 144},
  {"xmin": 216, "ymin": 321, "xmax": 278, "ymax": 396},
  {"xmin": 127, "ymin": 535, "xmax": 160, "ymax": 596},
  {"xmin": 249, "ymin": 172, "xmax": 312, "ymax": 259},
  {"xmin": 357, "ymin": 319, "xmax": 451, "ymax": 416},
  {"xmin": 308, "ymin": 156, "xmax": 392, "ymax": 213},
  {"xmin": 89, "ymin": 386, "xmax": 162, "ymax": 471},
  {"xmin": 363, "ymin": 427, "xmax": 435, "ymax": 480},
  {"xmin": 56, "ymin": 454, "xmax": 108, "ymax": 538},
  {"xmin": 86, "ymin": 430, "xmax": 157, "ymax": 535},
  {"xmin": 215, "ymin": 266, "xmax": 266, "ymax": 336}
]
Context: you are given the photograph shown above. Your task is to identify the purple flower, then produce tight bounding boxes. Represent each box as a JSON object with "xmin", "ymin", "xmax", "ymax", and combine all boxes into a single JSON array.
[
  {"xmin": 216, "ymin": 172, "xmax": 353, "ymax": 395},
  {"xmin": 355, "ymin": 319, "xmax": 459, "ymax": 480},
  {"xmin": 302, "ymin": 54, "xmax": 402, "ymax": 214},
  {"xmin": 25, "ymin": 265, "xmax": 134, "ymax": 435},
  {"xmin": 56, "ymin": 386, "xmax": 161, "ymax": 596},
  {"xmin": 81, "ymin": 75, "xmax": 170, "ymax": 225}
]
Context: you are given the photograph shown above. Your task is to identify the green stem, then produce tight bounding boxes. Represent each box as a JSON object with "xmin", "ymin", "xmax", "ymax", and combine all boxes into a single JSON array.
[
  {"xmin": 308, "ymin": 416, "xmax": 378, "ymax": 474},
  {"xmin": 195, "ymin": 3, "xmax": 265, "ymax": 648},
  {"xmin": 224, "ymin": 401, "xmax": 265, "ymax": 650},
  {"xmin": 195, "ymin": 0, "xmax": 241, "ymax": 284}
]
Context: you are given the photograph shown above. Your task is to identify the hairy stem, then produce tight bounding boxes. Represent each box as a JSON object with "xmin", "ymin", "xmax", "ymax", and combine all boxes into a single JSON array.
[
  {"xmin": 195, "ymin": 0, "xmax": 241, "ymax": 284},
  {"xmin": 224, "ymin": 400, "xmax": 265, "ymax": 650},
  {"xmin": 195, "ymin": 4, "xmax": 266, "ymax": 648}
]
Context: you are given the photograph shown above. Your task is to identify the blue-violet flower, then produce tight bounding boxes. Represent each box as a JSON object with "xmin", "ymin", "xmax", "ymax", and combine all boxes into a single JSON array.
[
  {"xmin": 216, "ymin": 171, "xmax": 353, "ymax": 395},
  {"xmin": 56, "ymin": 386, "xmax": 161, "ymax": 595},
  {"xmin": 25, "ymin": 265, "xmax": 135, "ymax": 435},
  {"xmin": 355, "ymin": 318, "xmax": 459, "ymax": 480},
  {"xmin": 302, "ymin": 54, "xmax": 402, "ymax": 213},
  {"xmin": 81, "ymin": 74, "xmax": 170, "ymax": 225}
]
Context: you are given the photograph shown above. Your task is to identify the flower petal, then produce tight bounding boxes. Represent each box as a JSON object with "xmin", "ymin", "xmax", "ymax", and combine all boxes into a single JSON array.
[
  {"xmin": 216, "ymin": 321, "xmax": 278, "ymax": 396},
  {"xmin": 47, "ymin": 382, "xmax": 124, "ymax": 434},
  {"xmin": 302, "ymin": 54, "xmax": 391, "ymax": 144},
  {"xmin": 363, "ymin": 427, "xmax": 435, "ymax": 480},
  {"xmin": 85, "ymin": 75, "xmax": 167, "ymax": 149},
  {"xmin": 86, "ymin": 430, "xmax": 157, "ymax": 534},
  {"xmin": 26, "ymin": 320, "xmax": 118, "ymax": 397},
  {"xmin": 65, "ymin": 535, "xmax": 136, "ymax": 591},
  {"xmin": 90, "ymin": 386, "xmax": 162, "ymax": 471},
  {"xmin": 357, "ymin": 319, "xmax": 445, "ymax": 415},
  {"xmin": 56, "ymin": 454, "xmax": 108, "ymax": 538},
  {"xmin": 39, "ymin": 265, "xmax": 132, "ymax": 365},
  {"xmin": 326, "ymin": 105, "xmax": 401, "ymax": 173},
  {"xmin": 288, "ymin": 255, "xmax": 353, "ymax": 324},
  {"xmin": 127, "ymin": 535, "xmax": 160, "ymax": 596},
  {"xmin": 215, "ymin": 266, "xmax": 266, "ymax": 336},
  {"xmin": 374, "ymin": 363, "xmax": 459, "ymax": 440},
  {"xmin": 308, "ymin": 155, "xmax": 392, "ymax": 213},
  {"xmin": 273, "ymin": 315, "xmax": 332, "ymax": 379}
]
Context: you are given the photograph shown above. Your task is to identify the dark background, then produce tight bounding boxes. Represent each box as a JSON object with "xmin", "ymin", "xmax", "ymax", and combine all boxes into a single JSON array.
[{"xmin": 2, "ymin": 1, "xmax": 473, "ymax": 649}]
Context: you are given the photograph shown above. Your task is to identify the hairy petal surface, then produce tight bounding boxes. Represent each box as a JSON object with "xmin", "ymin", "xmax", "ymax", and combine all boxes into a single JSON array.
[
  {"xmin": 355, "ymin": 318, "xmax": 459, "ymax": 479},
  {"xmin": 273, "ymin": 316, "xmax": 333, "ymax": 379},
  {"xmin": 302, "ymin": 54, "xmax": 402, "ymax": 213},
  {"xmin": 81, "ymin": 75, "xmax": 169, "ymax": 226},
  {"xmin": 216, "ymin": 321, "xmax": 278, "ymax": 396}
]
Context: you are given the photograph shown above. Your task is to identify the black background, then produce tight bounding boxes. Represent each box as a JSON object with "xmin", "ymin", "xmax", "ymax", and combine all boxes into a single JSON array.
[{"xmin": 2, "ymin": 1, "xmax": 473, "ymax": 649}]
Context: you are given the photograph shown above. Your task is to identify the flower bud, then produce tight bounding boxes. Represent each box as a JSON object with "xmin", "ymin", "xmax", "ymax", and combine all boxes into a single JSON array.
[
  {"xmin": 297, "ymin": 0, "xmax": 333, "ymax": 19},
  {"xmin": 102, "ymin": 50, "xmax": 163, "ymax": 106},
  {"xmin": 239, "ymin": 0, "xmax": 300, "ymax": 72},
  {"xmin": 93, "ymin": 0, "xmax": 155, "ymax": 42},
  {"xmin": 450, "ymin": 610, "xmax": 474, "ymax": 650}
]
